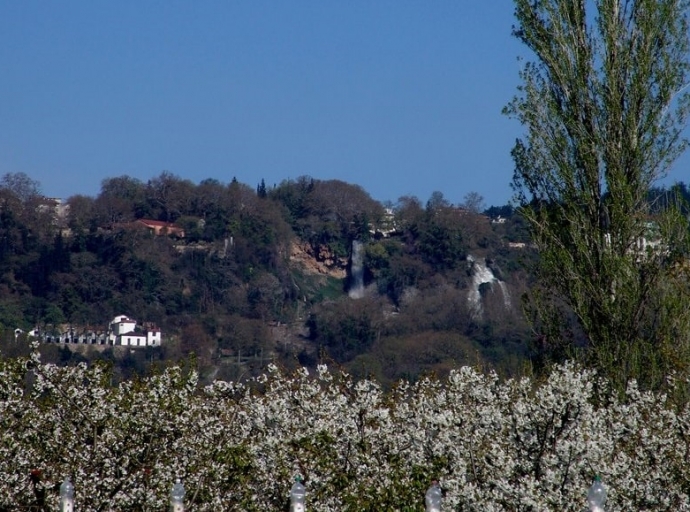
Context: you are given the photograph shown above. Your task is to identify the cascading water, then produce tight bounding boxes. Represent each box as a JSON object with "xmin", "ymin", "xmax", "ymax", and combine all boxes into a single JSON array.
[
  {"xmin": 497, "ymin": 281, "xmax": 511, "ymax": 309},
  {"xmin": 467, "ymin": 255, "xmax": 511, "ymax": 317},
  {"xmin": 348, "ymin": 240, "xmax": 365, "ymax": 299}
]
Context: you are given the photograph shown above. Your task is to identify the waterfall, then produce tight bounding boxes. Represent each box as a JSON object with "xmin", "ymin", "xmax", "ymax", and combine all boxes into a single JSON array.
[
  {"xmin": 467, "ymin": 255, "xmax": 510, "ymax": 318},
  {"xmin": 348, "ymin": 240, "xmax": 365, "ymax": 299},
  {"xmin": 497, "ymin": 281, "xmax": 511, "ymax": 309}
]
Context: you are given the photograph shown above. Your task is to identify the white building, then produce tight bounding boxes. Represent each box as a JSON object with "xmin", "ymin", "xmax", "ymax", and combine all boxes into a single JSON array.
[
  {"xmin": 109, "ymin": 315, "xmax": 161, "ymax": 347},
  {"xmin": 19, "ymin": 315, "xmax": 162, "ymax": 347}
]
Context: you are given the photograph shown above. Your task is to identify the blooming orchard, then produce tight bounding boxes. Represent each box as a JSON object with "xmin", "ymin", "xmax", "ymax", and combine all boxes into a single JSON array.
[{"xmin": 1, "ymin": 348, "xmax": 689, "ymax": 510}]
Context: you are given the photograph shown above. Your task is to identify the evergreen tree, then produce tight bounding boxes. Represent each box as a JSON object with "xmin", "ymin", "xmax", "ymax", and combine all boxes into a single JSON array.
[{"xmin": 257, "ymin": 178, "xmax": 267, "ymax": 198}]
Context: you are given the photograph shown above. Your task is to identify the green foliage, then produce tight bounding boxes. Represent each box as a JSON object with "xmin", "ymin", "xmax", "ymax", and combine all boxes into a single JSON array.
[
  {"xmin": 417, "ymin": 221, "xmax": 465, "ymax": 269},
  {"xmin": 0, "ymin": 169, "xmax": 617, "ymax": 385},
  {"xmin": 363, "ymin": 239, "xmax": 424, "ymax": 303},
  {"xmin": 506, "ymin": 0, "xmax": 690, "ymax": 392},
  {"xmin": 311, "ymin": 276, "xmax": 345, "ymax": 304},
  {"xmin": 271, "ymin": 176, "xmax": 383, "ymax": 260},
  {"xmin": 307, "ymin": 297, "xmax": 384, "ymax": 363}
]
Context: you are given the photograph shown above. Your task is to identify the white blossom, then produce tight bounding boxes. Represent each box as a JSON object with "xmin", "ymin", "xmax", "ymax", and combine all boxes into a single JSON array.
[{"xmin": 0, "ymin": 350, "xmax": 688, "ymax": 510}]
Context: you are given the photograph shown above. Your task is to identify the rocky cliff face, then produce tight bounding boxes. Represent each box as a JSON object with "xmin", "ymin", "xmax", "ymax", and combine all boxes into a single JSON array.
[{"xmin": 289, "ymin": 241, "xmax": 347, "ymax": 279}]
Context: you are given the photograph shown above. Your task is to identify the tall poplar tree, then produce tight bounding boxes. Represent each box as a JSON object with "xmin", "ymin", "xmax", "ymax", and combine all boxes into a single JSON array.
[{"xmin": 505, "ymin": 0, "xmax": 690, "ymax": 391}]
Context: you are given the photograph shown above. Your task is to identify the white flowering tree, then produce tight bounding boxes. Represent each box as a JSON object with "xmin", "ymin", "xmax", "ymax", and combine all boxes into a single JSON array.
[{"xmin": 1, "ymin": 348, "xmax": 690, "ymax": 510}]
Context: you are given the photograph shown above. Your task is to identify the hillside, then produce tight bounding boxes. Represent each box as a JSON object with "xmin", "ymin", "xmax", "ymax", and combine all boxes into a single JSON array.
[{"xmin": 0, "ymin": 172, "xmax": 685, "ymax": 385}]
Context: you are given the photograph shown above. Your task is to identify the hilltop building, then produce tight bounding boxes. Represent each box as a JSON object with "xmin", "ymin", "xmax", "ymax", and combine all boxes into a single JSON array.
[
  {"xmin": 23, "ymin": 315, "xmax": 162, "ymax": 347},
  {"xmin": 108, "ymin": 315, "xmax": 161, "ymax": 346}
]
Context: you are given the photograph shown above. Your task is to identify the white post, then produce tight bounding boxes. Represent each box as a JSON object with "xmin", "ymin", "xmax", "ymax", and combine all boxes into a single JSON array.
[
  {"xmin": 60, "ymin": 476, "xmax": 74, "ymax": 512},
  {"xmin": 290, "ymin": 476, "xmax": 306, "ymax": 512},
  {"xmin": 170, "ymin": 478, "xmax": 185, "ymax": 512},
  {"xmin": 425, "ymin": 480, "xmax": 442, "ymax": 512},
  {"xmin": 587, "ymin": 476, "xmax": 607, "ymax": 512}
]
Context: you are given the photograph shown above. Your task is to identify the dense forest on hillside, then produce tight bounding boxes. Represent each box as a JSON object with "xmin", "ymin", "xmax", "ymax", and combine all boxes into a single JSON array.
[{"xmin": 0, "ymin": 172, "xmax": 687, "ymax": 385}]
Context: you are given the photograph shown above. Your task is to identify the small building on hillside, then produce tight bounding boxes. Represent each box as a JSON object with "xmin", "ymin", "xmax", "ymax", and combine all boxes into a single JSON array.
[
  {"xmin": 135, "ymin": 219, "xmax": 185, "ymax": 238},
  {"xmin": 109, "ymin": 315, "xmax": 161, "ymax": 347},
  {"xmin": 21, "ymin": 315, "xmax": 162, "ymax": 347}
]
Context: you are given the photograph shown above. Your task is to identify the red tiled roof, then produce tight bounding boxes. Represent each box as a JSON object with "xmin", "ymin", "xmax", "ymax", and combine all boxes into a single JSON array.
[{"xmin": 136, "ymin": 219, "xmax": 179, "ymax": 228}]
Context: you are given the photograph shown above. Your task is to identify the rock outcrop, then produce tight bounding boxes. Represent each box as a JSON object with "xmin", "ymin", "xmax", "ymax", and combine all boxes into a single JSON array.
[{"xmin": 289, "ymin": 241, "xmax": 347, "ymax": 279}]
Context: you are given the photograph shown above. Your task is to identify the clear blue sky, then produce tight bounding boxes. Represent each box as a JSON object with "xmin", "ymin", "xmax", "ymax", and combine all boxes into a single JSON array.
[{"xmin": 1, "ymin": 2, "xmax": 687, "ymax": 209}]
